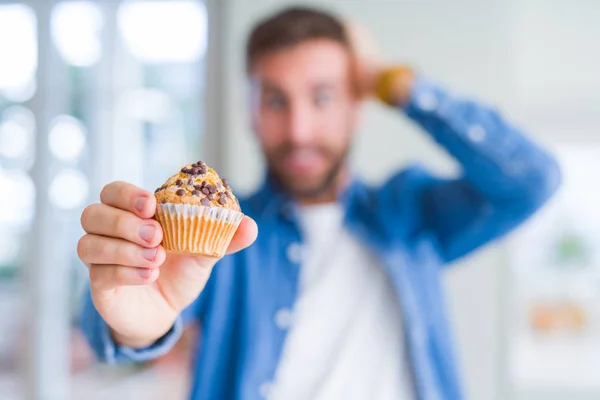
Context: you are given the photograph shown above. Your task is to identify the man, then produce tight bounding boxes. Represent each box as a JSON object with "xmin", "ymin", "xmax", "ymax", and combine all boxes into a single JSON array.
[{"xmin": 79, "ymin": 7, "xmax": 561, "ymax": 400}]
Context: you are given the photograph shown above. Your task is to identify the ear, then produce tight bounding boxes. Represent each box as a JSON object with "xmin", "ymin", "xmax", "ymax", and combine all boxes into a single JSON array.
[
  {"xmin": 351, "ymin": 100, "xmax": 365, "ymax": 133},
  {"xmin": 247, "ymin": 80, "xmax": 260, "ymax": 137}
]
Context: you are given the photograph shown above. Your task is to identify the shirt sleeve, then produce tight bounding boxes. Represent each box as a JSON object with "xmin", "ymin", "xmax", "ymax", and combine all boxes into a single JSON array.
[{"xmin": 397, "ymin": 78, "xmax": 562, "ymax": 263}]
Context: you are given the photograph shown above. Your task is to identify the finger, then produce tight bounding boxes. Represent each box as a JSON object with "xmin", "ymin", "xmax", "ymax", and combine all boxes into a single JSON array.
[
  {"xmin": 81, "ymin": 203, "xmax": 163, "ymax": 248},
  {"xmin": 77, "ymin": 234, "xmax": 166, "ymax": 267},
  {"xmin": 89, "ymin": 264, "xmax": 160, "ymax": 292},
  {"xmin": 226, "ymin": 216, "xmax": 258, "ymax": 255},
  {"xmin": 100, "ymin": 181, "xmax": 156, "ymax": 219}
]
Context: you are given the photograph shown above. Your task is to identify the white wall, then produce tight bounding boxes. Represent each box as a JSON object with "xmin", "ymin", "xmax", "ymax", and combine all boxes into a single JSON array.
[
  {"xmin": 509, "ymin": 2, "xmax": 600, "ymax": 400},
  {"xmin": 214, "ymin": 1, "xmax": 599, "ymax": 399}
]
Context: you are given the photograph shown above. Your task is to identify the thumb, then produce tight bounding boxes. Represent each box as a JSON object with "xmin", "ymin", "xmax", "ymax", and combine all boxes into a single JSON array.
[{"xmin": 226, "ymin": 216, "xmax": 258, "ymax": 254}]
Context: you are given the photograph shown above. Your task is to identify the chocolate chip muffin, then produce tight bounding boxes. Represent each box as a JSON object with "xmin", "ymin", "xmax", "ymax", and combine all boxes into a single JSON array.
[{"xmin": 154, "ymin": 160, "xmax": 243, "ymax": 257}]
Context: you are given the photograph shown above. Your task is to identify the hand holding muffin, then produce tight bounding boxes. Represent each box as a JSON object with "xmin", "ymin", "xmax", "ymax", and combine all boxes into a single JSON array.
[{"xmin": 78, "ymin": 161, "xmax": 257, "ymax": 349}]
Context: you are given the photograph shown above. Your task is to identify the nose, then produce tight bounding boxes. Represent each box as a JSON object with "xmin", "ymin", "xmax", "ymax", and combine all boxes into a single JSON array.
[{"xmin": 286, "ymin": 100, "xmax": 314, "ymax": 146}]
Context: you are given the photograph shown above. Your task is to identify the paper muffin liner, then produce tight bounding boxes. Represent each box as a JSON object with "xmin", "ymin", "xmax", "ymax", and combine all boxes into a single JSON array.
[{"xmin": 155, "ymin": 203, "xmax": 243, "ymax": 257}]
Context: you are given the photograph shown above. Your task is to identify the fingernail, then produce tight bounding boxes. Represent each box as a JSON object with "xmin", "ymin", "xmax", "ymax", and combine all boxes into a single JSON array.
[
  {"xmin": 139, "ymin": 225, "xmax": 155, "ymax": 242},
  {"xmin": 135, "ymin": 197, "xmax": 147, "ymax": 212},
  {"xmin": 138, "ymin": 268, "xmax": 152, "ymax": 278},
  {"xmin": 141, "ymin": 248, "xmax": 157, "ymax": 261}
]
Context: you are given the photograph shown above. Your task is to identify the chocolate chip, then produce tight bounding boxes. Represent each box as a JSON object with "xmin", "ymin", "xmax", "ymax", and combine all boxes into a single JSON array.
[
  {"xmin": 222, "ymin": 179, "xmax": 229, "ymax": 189},
  {"xmin": 200, "ymin": 181, "xmax": 207, "ymax": 188},
  {"xmin": 187, "ymin": 178, "xmax": 194, "ymax": 186},
  {"xmin": 208, "ymin": 185, "xmax": 216, "ymax": 194},
  {"xmin": 180, "ymin": 167, "xmax": 189, "ymax": 174},
  {"xmin": 192, "ymin": 190, "xmax": 200, "ymax": 196},
  {"xmin": 207, "ymin": 194, "xmax": 214, "ymax": 200},
  {"xmin": 225, "ymin": 192, "xmax": 231, "ymax": 198},
  {"xmin": 161, "ymin": 199, "xmax": 166, "ymax": 204},
  {"xmin": 176, "ymin": 179, "xmax": 183, "ymax": 186},
  {"xmin": 191, "ymin": 168, "xmax": 200, "ymax": 176},
  {"xmin": 194, "ymin": 184, "xmax": 202, "ymax": 191},
  {"xmin": 218, "ymin": 197, "xmax": 227, "ymax": 205},
  {"xmin": 201, "ymin": 198, "xmax": 210, "ymax": 206},
  {"xmin": 201, "ymin": 187, "xmax": 210, "ymax": 195},
  {"xmin": 176, "ymin": 189, "xmax": 186, "ymax": 196},
  {"xmin": 154, "ymin": 188, "xmax": 161, "ymax": 193}
]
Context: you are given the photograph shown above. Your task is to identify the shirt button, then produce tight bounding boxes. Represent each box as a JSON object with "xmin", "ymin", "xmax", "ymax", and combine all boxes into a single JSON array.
[
  {"xmin": 258, "ymin": 381, "xmax": 273, "ymax": 399},
  {"xmin": 274, "ymin": 308, "xmax": 293, "ymax": 330},
  {"xmin": 416, "ymin": 91, "xmax": 438, "ymax": 111},
  {"xmin": 467, "ymin": 124, "xmax": 486, "ymax": 142},
  {"xmin": 286, "ymin": 242, "xmax": 303, "ymax": 264}
]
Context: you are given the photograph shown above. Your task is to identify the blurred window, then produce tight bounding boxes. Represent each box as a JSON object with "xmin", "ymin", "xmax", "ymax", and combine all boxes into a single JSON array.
[
  {"xmin": 0, "ymin": 5, "xmax": 37, "ymax": 279},
  {"xmin": 0, "ymin": 4, "xmax": 37, "ymax": 102},
  {"xmin": 118, "ymin": 0, "xmax": 207, "ymax": 63},
  {"xmin": 51, "ymin": 2, "xmax": 103, "ymax": 67},
  {"xmin": 0, "ymin": 1, "xmax": 206, "ymax": 397}
]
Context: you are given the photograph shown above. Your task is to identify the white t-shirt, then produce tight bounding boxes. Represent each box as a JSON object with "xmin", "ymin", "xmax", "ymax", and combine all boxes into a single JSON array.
[{"xmin": 271, "ymin": 203, "xmax": 415, "ymax": 400}]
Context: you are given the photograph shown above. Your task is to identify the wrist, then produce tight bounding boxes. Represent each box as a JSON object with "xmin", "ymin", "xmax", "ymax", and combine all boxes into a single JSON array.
[
  {"xmin": 110, "ymin": 323, "xmax": 175, "ymax": 349},
  {"xmin": 375, "ymin": 66, "xmax": 415, "ymax": 106}
]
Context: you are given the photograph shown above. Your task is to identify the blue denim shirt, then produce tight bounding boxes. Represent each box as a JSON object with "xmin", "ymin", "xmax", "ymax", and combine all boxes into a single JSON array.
[{"xmin": 81, "ymin": 79, "xmax": 561, "ymax": 400}]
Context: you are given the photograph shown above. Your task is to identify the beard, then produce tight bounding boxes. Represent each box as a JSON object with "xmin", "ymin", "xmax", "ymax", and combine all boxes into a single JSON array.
[{"xmin": 265, "ymin": 142, "xmax": 351, "ymax": 199}]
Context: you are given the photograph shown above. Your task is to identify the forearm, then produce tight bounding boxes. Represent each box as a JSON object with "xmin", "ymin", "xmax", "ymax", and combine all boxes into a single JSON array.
[
  {"xmin": 373, "ymin": 70, "xmax": 561, "ymax": 262},
  {"xmin": 381, "ymin": 73, "xmax": 561, "ymax": 205}
]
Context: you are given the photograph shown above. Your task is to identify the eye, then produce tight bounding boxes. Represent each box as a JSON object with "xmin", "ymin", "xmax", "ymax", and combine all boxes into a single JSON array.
[
  {"xmin": 314, "ymin": 89, "xmax": 332, "ymax": 107},
  {"xmin": 265, "ymin": 93, "xmax": 287, "ymax": 110}
]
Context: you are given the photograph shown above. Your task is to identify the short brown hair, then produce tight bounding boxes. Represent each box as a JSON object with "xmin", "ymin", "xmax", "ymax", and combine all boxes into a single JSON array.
[{"xmin": 246, "ymin": 6, "xmax": 350, "ymax": 72}]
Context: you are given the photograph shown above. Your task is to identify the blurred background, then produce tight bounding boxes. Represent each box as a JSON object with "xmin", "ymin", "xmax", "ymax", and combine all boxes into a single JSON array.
[{"xmin": 0, "ymin": 0, "xmax": 599, "ymax": 399}]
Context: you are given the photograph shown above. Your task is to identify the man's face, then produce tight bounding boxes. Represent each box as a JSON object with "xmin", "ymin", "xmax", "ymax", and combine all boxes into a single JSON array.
[{"xmin": 250, "ymin": 39, "xmax": 360, "ymax": 198}]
